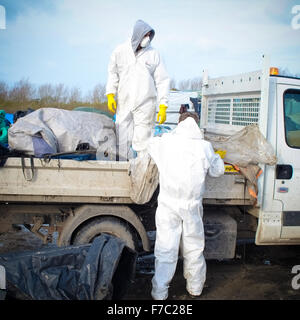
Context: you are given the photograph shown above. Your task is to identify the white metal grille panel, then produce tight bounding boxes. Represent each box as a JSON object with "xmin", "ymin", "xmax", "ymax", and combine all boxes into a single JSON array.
[
  {"xmin": 208, "ymin": 99, "xmax": 231, "ymax": 125},
  {"xmin": 207, "ymin": 96, "xmax": 260, "ymax": 129},
  {"xmin": 232, "ymin": 97, "xmax": 260, "ymax": 126}
]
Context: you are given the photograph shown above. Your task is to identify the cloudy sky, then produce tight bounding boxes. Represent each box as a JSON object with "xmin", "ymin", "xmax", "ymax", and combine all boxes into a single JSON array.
[{"xmin": 0, "ymin": 0, "xmax": 299, "ymax": 95}]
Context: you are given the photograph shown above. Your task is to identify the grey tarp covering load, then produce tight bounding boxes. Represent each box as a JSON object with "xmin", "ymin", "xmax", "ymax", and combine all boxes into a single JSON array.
[
  {"xmin": 205, "ymin": 124, "xmax": 277, "ymax": 167},
  {"xmin": 0, "ymin": 235, "xmax": 137, "ymax": 300},
  {"xmin": 129, "ymin": 153, "xmax": 159, "ymax": 204},
  {"xmin": 8, "ymin": 108, "xmax": 116, "ymax": 159}
]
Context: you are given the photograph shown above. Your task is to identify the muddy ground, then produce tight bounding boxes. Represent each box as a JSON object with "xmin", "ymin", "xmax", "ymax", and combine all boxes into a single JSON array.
[{"xmin": 0, "ymin": 226, "xmax": 300, "ymax": 300}]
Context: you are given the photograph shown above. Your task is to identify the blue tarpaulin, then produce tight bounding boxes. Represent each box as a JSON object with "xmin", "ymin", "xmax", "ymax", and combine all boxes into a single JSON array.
[{"xmin": 5, "ymin": 113, "xmax": 13, "ymax": 124}]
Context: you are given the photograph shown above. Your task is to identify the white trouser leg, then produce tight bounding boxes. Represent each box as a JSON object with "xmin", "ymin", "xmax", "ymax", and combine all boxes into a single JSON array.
[
  {"xmin": 182, "ymin": 204, "xmax": 206, "ymax": 296},
  {"xmin": 132, "ymin": 99, "xmax": 156, "ymax": 153},
  {"xmin": 151, "ymin": 204, "xmax": 182, "ymax": 300},
  {"xmin": 115, "ymin": 111, "xmax": 133, "ymax": 160}
]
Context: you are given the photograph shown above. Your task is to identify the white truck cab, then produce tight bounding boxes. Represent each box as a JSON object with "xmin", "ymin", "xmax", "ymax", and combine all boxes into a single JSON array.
[{"xmin": 200, "ymin": 55, "xmax": 300, "ymax": 245}]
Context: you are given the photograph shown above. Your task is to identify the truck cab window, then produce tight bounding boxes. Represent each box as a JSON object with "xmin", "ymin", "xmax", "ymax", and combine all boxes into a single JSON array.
[{"xmin": 284, "ymin": 89, "xmax": 300, "ymax": 148}]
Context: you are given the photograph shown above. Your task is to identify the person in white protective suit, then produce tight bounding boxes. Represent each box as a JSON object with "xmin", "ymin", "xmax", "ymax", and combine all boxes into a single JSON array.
[
  {"xmin": 147, "ymin": 112, "xmax": 225, "ymax": 300},
  {"xmin": 105, "ymin": 19, "xmax": 170, "ymax": 160}
]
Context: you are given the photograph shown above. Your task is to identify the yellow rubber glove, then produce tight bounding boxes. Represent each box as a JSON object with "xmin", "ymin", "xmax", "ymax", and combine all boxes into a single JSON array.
[
  {"xmin": 107, "ymin": 93, "xmax": 117, "ymax": 114},
  {"xmin": 157, "ymin": 104, "xmax": 167, "ymax": 125},
  {"xmin": 215, "ymin": 149, "xmax": 227, "ymax": 159}
]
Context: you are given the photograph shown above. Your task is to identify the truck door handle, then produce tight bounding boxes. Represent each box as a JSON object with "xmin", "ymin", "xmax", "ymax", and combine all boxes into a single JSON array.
[{"xmin": 276, "ymin": 164, "xmax": 293, "ymax": 180}]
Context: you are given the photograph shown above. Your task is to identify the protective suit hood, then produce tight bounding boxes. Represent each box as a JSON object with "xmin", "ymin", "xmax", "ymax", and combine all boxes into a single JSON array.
[
  {"xmin": 174, "ymin": 117, "xmax": 204, "ymax": 140},
  {"xmin": 131, "ymin": 19, "xmax": 155, "ymax": 53}
]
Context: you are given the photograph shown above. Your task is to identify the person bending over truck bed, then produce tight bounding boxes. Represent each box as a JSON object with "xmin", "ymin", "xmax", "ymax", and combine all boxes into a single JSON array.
[{"xmin": 147, "ymin": 112, "xmax": 225, "ymax": 300}]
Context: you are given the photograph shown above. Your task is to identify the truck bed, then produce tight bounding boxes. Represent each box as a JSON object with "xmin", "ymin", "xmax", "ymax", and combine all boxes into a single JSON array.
[
  {"xmin": 0, "ymin": 157, "xmax": 133, "ymax": 204},
  {"xmin": 0, "ymin": 157, "xmax": 253, "ymax": 205},
  {"xmin": 204, "ymin": 171, "xmax": 253, "ymax": 205}
]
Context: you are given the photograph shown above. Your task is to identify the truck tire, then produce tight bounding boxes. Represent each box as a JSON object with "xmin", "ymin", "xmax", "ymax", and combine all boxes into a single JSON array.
[{"xmin": 72, "ymin": 217, "xmax": 138, "ymax": 251}]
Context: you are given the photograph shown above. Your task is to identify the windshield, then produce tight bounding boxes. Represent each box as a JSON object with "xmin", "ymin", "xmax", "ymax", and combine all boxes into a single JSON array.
[{"xmin": 284, "ymin": 89, "xmax": 300, "ymax": 148}]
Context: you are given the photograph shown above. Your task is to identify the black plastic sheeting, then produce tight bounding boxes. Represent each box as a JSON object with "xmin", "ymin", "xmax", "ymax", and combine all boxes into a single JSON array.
[{"xmin": 0, "ymin": 234, "xmax": 137, "ymax": 300}]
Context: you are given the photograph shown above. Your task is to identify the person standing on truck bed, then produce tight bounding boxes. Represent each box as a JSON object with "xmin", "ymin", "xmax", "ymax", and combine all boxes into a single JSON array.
[
  {"xmin": 147, "ymin": 112, "xmax": 225, "ymax": 300},
  {"xmin": 105, "ymin": 19, "xmax": 170, "ymax": 160}
]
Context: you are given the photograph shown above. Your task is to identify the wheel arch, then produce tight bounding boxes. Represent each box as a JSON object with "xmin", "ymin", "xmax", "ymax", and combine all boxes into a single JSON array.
[{"xmin": 58, "ymin": 205, "xmax": 150, "ymax": 251}]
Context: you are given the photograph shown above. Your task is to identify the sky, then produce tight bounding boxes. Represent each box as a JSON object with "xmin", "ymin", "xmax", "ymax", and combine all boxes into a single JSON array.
[{"xmin": 0, "ymin": 0, "xmax": 300, "ymax": 96}]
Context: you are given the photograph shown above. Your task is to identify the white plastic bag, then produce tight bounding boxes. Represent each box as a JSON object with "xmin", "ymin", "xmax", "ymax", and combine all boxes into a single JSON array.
[
  {"xmin": 205, "ymin": 124, "xmax": 277, "ymax": 167},
  {"xmin": 129, "ymin": 153, "xmax": 159, "ymax": 204}
]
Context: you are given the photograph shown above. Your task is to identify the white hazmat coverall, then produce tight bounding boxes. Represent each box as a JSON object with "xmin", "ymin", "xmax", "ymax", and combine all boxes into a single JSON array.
[
  {"xmin": 106, "ymin": 20, "xmax": 170, "ymax": 160},
  {"xmin": 147, "ymin": 117, "xmax": 225, "ymax": 300}
]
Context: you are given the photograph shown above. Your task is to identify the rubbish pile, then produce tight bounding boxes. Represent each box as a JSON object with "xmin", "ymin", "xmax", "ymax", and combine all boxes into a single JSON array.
[
  {"xmin": 205, "ymin": 124, "xmax": 277, "ymax": 167},
  {"xmin": 1, "ymin": 107, "xmax": 171, "ymax": 163},
  {"xmin": 206, "ymin": 124, "xmax": 278, "ymax": 205},
  {"xmin": 8, "ymin": 108, "xmax": 117, "ymax": 161}
]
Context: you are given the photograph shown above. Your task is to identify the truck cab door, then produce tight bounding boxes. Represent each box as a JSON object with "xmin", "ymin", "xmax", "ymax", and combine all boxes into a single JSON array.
[{"xmin": 274, "ymin": 83, "xmax": 300, "ymax": 239}]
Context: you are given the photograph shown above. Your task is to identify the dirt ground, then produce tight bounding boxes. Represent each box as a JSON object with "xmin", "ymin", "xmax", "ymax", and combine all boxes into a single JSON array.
[
  {"xmin": 0, "ymin": 226, "xmax": 300, "ymax": 300},
  {"xmin": 126, "ymin": 244, "xmax": 300, "ymax": 300}
]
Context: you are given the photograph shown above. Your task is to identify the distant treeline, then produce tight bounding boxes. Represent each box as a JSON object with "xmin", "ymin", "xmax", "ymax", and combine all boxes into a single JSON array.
[
  {"xmin": 1, "ymin": 67, "xmax": 298, "ymax": 113},
  {"xmin": 0, "ymin": 78, "xmax": 108, "ymax": 113},
  {"xmin": 0, "ymin": 76, "xmax": 205, "ymax": 113}
]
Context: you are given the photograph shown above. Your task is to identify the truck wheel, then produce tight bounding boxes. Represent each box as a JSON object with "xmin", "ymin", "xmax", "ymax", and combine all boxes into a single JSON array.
[{"xmin": 72, "ymin": 217, "xmax": 138, "ymax": 251}]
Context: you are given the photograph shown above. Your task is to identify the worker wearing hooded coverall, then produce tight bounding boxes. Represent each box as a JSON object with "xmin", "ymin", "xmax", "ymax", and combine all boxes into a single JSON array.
[
  {"xmin": 147, "ymin": 113, "xmax": 225, "ymax": 300},
  {"xmin": 106, "ymin": 20, "xmax": 170, "ymax": 160}
]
